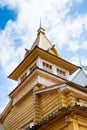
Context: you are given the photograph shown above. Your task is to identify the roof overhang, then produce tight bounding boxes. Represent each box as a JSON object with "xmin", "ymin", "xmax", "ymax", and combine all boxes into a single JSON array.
[
  {"xmin": 35, "ymin": 80, "xmax": 87, "ymax": 100},
  {"xmin": 9, "ymin": 68, "xmax": 65, "ymax": 98},
  {"xmin": 8, "ymin": 46, "xmax": 80, "ymax": 81}
]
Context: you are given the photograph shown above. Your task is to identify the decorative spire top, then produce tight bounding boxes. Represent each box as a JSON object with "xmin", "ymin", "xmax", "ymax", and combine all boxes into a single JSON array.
[
  {"xmin": 37, "ymin": 27, "xmax": 45, "ymax": 35},
  {"xmin": 40, "ymin": 17, "xmax": 41, "ymax": 28},
  {"xmin": 37, "ymin": 17, "xmax": 45, "ymax": 35},
  {"xmin": 30, "ymin": 24, "xmax": 60, "ymax": 57}
]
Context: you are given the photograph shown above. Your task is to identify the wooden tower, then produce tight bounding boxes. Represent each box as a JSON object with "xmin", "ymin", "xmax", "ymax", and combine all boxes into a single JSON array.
[{"xmin": 0, "ymin": 27, "xmax": 87, "ymax": 130}]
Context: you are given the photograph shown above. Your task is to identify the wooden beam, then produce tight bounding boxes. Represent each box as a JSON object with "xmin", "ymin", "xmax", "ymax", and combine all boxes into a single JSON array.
[{"xmin": 35, "ymin": 83, "xmax": 66, "ymax": 94}]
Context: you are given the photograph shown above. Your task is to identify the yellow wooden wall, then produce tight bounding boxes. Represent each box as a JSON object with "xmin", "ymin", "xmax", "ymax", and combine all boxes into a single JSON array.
[
  {"xmin": 39, "ymin": 91, "xmax": 76, "ymax": 120},
  {"xmin": 79, "ymin": 125, "xmax": 87, "ymax": 130},
  {"xmin": 33, "ymin": 89, "xmax": 77, "ymax": 123},
  {"xmin": 40, "ymin": 92, "xmax": 59, "ymax": 120},
  {"xmin": 2, "ymin": 86, "xmax": 87, "ymax": 130},
  {"xmin": 3, "ymin": 91, "xmax": 33, "ymax": 130},
  {"xmin": 39, "ymin": 117, "xmax": 68, "ymax": 130},
  {"xmin": 39, "ymin": 115, "xmax": 87, "ymax": 130},
  {"xmin": 78, "ymin": 115, "xmax": 87, "ymax": 130}
]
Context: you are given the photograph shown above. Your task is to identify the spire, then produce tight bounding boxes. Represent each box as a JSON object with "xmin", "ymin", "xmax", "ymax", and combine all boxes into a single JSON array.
[
  {"xmin": 40, "ymin": 17, "xmax": 41, "ymax": 28},
  {"xmin": 37, "ymin": 17, "xmax": 45, "ymax": 35},
  {"xmin": 37, "ymin": 27, "xmax": 45, "ymax": 35},
  {"xmin": 30, "ymin": 26, "xmax": 60, "ymax": 57}
]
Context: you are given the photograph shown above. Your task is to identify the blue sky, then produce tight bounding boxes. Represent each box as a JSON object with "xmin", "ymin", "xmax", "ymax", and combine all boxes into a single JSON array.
[
  {"xmin": 0, "ymin": 0, "xmax": 87, "ymax": 113},
  {"xmin": 0, "ymin": 6, "xmax": 17, "ymax": 29}
]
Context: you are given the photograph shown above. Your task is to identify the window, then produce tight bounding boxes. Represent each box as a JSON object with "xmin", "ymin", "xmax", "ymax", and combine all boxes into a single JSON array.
[
  {"xmin": 43, "ymin": 62, "xmax": 52, "ymax": 72},
  {"xmin": 30, "ymin": 63, "xmax": 36, "ymax": 73},
  {"xmin": 57, "ymin": 68, "xmax": 66, "ymax": 76},
  {"xmin": 21, "ymin": 72, "xmax": 27, "ymax": 82}
]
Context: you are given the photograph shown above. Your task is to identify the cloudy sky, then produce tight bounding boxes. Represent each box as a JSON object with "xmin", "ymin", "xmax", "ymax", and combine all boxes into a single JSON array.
[{"xmin": 0, "ymin": 0, "xmax": 87, "ymax": 113}]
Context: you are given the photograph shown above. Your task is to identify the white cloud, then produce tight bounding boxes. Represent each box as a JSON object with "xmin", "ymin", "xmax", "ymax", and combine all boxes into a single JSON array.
[
  {"xmin": 0, "ymin": 0, "xmax": 87, "ymax": 112},
  {"xmin": 70, "ymin": 55, "xmax": 87, "ymax": 67},
  {"xmin": 0, "ymin": 0, "xmax": 87, "ymax": 76},
  {"xmin": 70, "ymin": 56, "xmax": 80, "ymax": 65},
  {"xmin": 0, "ymin": 0, "xmax": 69, "ymax": 74},
  {"xmin": 49, "ymin": 13, "xmax": 87, "ymax": 51}
]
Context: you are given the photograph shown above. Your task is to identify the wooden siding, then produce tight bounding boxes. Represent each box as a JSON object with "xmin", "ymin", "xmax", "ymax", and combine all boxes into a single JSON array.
[
  {"xmin": 40, "ymin": 92, "xmax": 59, "ymax": 120},
  {"xmin": 34, "ymin": 88, "xmax": 77, "ymax": 123},
  {"xmin": 2, "ymin": 83, "xmax": 87, "ymax": 130},
  {"xmin": 3, "ymin": 91, "xmax": 33, "ymax": 130},
  {"xmin": 38, "ymin": 114, "xmax": 87, "ymax": 130},
  {"xmin": 39, "ymin": 117, "xmax": 68, "ymax": 130},
  {"xmin": 79, "ymin": 125, "xmax": 87, "ymax": 130},
  {"xmin": 34, "ymin": 94, "xmax": 41, "ymax": 124},
  {"xmin": 45, "ymin": 119, "xmax": 68, "ymax": 130},
  {"xmin": 78, "ymin": 115, "xmax": 87, "ymax": 130}
]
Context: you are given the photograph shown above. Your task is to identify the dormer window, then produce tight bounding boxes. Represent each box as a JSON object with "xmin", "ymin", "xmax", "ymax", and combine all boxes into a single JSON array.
[{"xmin": 43, "ymin": 62, "xmax": 52, "ymax": 72}]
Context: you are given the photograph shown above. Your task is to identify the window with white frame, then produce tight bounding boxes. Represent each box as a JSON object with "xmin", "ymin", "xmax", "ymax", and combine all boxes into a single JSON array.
[
  {"xmin": 30, "ymin": 63, "xmax": 36, "ymax": 73},
  {"xmin": 43, "ymin": 62, "xmax": 52, "ymax": 72},
  {"xmin": 57, "ymin": 68, "xmax": 66, "ymax": 77},
  {"xmin": 21, "ymin": 72, "xmax": 27, "ymax": 83}
]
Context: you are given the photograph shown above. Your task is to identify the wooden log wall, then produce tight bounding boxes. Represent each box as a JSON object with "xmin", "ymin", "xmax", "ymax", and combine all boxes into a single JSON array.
[
  {"xmin": 3, "ymin": 87, "xmax": 78, "ymax": 130},
  {"xmin": 33, "ymin": 94, "xmax": 41, "ymax": 124},
  {"xmin": 3, "ymin": 91, "xmax": 33, "ymax": 130},
  {"xmin": 38, "ymin": 90, "xmax": 77, "ymax": 121},
  {"xmin": 39, "ymin": 114, "xmax": 87, "ymax": 130},
  {"xmin": 77, "ymin": 115, "xmax": 87, "ymax": 130},
  {"xmin": 40, "ymin": 92, "xmax": 59, "ymax": 120},
  {"xmin": 66, "ymin": 92, "xmax": 76, "ymax": 106},
  {"xmin": 39, "ymin": 117, "xmax": 68, "ymax": 130},
  {"xmin": 58, "ymin": 90, "xmax": 66, "ymax": 108}
]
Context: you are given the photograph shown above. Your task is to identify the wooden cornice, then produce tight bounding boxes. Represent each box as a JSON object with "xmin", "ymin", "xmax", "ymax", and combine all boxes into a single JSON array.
[
  {"xmin": 35, "ymin": 81, "xmax": 87, "ymax": 98},
  {"xmin": 35, "ymin": 82, "xmax": 66, "ymax": 95},
  {"xmin": 0, "ymin": 100, "xmax": 13, "ymax": 122},
  {"xmin": 8, "ymin": 46, "xmax": 80, "ymax": 81}
]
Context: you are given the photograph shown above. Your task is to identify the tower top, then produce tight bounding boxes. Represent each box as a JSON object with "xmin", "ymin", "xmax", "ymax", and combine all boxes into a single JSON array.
[
  {"xmin": 37, "ymin": 27, "xmax": 45, "ymax": 35},
  {"xmin": 8, "ymin": 26, "xmax": 79, "ymax": 81},
  {"xmin": 40, "ymin": 17, "xmax": 41, "ymax": 28},
  {"xmin": 30, "ymin": 27, "xmax": 60, "ymax": 57},
  {"xmin": 37, "ymin": 17, "xmax": 45, "ymax": 35}
]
